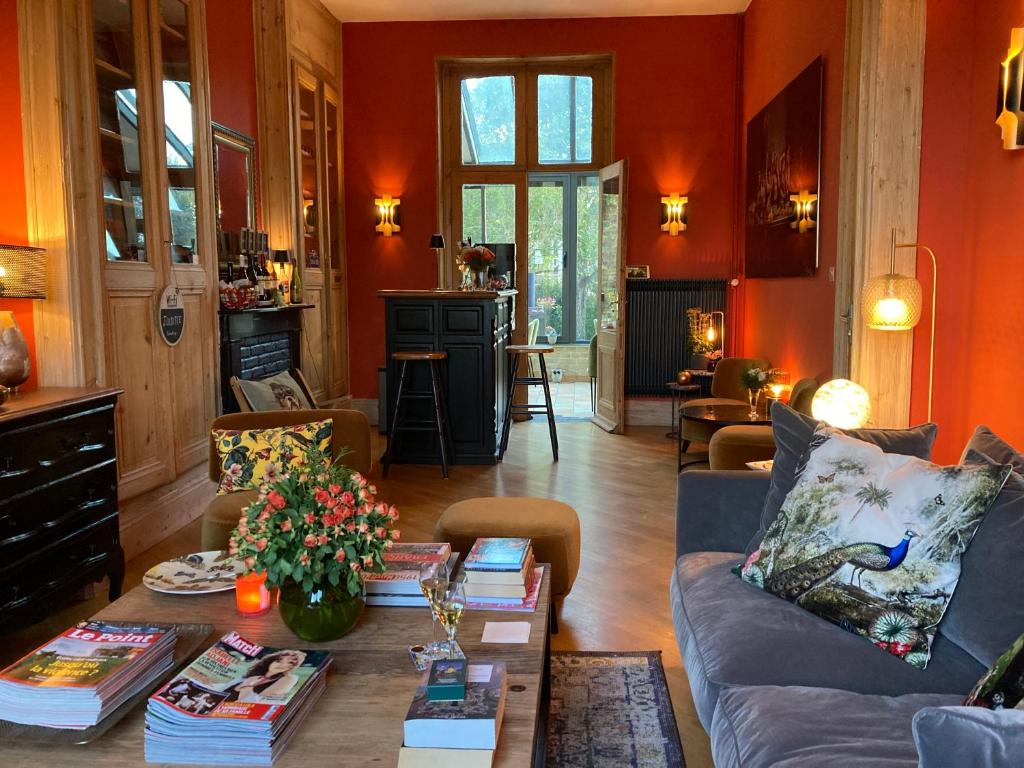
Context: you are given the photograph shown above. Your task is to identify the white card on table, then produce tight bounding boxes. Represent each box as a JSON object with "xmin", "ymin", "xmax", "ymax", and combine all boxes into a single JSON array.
[{"xmin": 481, "ymin": 621, "xmax": 531, "ymax": 644}]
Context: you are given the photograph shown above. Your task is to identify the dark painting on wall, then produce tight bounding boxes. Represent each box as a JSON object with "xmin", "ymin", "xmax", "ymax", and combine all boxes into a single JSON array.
[{"xmin": 744, "ymin": 57, "xmax": 823, "ymax": 278}]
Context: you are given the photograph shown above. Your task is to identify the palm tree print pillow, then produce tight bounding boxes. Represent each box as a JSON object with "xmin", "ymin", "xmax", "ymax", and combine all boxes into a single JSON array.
[
  {"xmin": 741, "ymin": 427, "xmax": 1010, "ymax": 668},
  {"xmin": 213, "ymin": 420, "xmax": 333, "ymax": 495}
]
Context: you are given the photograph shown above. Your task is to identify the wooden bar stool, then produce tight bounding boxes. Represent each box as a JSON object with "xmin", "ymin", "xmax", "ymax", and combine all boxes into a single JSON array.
[
  {"xmin": 499, "ymin": 344, "xmax": 558, "ymax": 462},
  {"xmin": 382, "ymin": 351, "xmax": 453, "ymax": 479}
]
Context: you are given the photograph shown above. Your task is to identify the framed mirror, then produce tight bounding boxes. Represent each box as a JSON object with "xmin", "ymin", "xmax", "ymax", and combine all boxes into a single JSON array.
[{"xmin": 211, "ymin": 122, "xmax": 256, "ymax": 237}]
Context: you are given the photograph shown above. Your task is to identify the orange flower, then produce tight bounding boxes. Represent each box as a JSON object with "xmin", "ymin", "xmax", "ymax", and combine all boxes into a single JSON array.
[{"xmin": 267, "ymin": 491, "xmax": 287, "ymax": 510}]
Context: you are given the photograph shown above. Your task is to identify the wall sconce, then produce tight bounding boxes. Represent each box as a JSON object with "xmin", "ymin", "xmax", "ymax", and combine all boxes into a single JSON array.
[
  {"xmin": 660, "ymin": 193, "xmax": 688, "ymax": 236},
  {"xmin": 997, "ymin": 27, "xmax": 1024, "ymax": 150},
  {"xmin": 789, "ymin": 190, "xmax": 817, "ymax": 233},
  {"xmin": 375, "ymin": 195, "xmax": 401, "ymax": 237}
]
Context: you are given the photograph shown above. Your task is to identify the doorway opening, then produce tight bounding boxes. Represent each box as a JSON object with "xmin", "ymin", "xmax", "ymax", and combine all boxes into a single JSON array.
[{"xmin": 526, "ymin": 172, "xmax": 599, "ymax": 418}]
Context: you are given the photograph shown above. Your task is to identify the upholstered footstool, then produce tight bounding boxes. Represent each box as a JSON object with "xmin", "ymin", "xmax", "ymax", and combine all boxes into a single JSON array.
[
  {"xmin": 708, "ymin": 425, "xmax": 776, "ymax": 471},
  {"xmin": 202, "ymin": 491, "xmax": 258, "ymax": 551},
  {"xmin": 434, "ymin": 497, "xmax": 581, "ymax": 631}
]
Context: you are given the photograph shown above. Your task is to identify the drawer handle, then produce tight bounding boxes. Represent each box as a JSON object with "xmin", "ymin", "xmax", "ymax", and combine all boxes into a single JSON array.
[
  {"xmin": 42, "ymin": 496, "xmax": 113, "ymax": 529},
  {"xmin": 0, "ymin": 468, "xmax": 30, "ymax": 480}
]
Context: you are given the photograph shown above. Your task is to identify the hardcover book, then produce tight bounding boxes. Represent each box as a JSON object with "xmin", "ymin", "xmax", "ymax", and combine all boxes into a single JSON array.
[
  {"xmin": 464, "ymin": 551, "xmax": 535, "ymax": 586},
  {"xmin": 404, "ymin": 663, "xmax": 507, "ymax": 750},
  {"xmin": 464, "ymin": 538, "xmax": 531, "ymax": 572},
  {"xmin": 384, "ymin": 542, "xmax": 453, "ymax": 564},
  {"xmin": 466, "ymin": 567, "xmax": 544, "ymax": 613}
]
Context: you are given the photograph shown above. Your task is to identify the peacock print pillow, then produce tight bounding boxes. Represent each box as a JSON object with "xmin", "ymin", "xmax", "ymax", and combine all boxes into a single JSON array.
[
  {"xmin": 741, "ymin": 427, "xmax": 1010, "ymax": 668},
  {"xmin": 213, "ymin": 420, "xmax": 333, "ymax": 495}
]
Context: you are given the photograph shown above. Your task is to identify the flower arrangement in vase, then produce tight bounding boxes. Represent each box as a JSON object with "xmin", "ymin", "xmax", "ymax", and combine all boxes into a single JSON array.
[
  {"xmin": 229, "ymin": 450, "xmax": 400, "ymax": 641},
  {"xmin": 460, "ymin": 245, "xmax": 496, "ymax": 289},
  {"xmin": 739, "ymin": 367, "xmax": 774, "ymax": 418}
]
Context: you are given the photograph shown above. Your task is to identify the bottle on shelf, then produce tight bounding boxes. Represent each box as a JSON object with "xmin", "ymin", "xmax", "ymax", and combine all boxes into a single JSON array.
[{"xmin": 290, "ymin": 257, "xmax": 302, "ymax": 305}]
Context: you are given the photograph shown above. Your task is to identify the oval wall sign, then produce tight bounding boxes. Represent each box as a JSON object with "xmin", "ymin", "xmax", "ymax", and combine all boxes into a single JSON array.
[{"xmin": 158, "ymin": 285, "xmax": 185, "ymax": 346}]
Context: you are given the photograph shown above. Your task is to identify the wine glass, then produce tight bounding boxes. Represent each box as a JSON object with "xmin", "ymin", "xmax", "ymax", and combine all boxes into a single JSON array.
[
  {"xmin": 419, "ymin": 561, "xmax": 449, "ymax": 658},
  {"xmin": 438, "ymin": 576, "xmax": 467, "ymax": 660}
]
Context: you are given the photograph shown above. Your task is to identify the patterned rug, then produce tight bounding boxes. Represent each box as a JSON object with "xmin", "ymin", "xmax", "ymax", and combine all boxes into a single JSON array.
[{"xmin": 547, "ymin": 651, "xmax": 685, "ymax": 768}]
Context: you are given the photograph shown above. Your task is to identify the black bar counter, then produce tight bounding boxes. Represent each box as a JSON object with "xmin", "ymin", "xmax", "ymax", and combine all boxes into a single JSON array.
[{"xmin": 379, "ymin": 289, "xmax": 516, "ymax": 465}]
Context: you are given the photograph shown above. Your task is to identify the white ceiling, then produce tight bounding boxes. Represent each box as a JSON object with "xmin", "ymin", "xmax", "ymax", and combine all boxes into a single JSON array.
[{"xmin": 323, "ymin": 0, "xmax": 750, "ymax": 23}]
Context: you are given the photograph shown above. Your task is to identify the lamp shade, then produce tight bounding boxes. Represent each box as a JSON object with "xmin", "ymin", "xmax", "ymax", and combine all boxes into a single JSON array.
[
  {"xmin": 811, "ymin": 378, "xmax": 871, "ymax": 429},
  {"xmin": 862, "ymin": 272, "xmax": 922, "ymax": 330},
  {"xmin": 0, "ymin": 244, "xmax": 46, "ymax": 299},
  {"xmin": 271, "ymin": 249, "xmax": 291, "ymax": 264},
  {"xmin": 429, "ymin": 233, "xmax": 445, "ymax": 250}
]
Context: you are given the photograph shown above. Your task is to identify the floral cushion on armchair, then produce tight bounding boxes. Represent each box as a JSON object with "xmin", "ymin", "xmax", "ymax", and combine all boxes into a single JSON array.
[
  {"xmin": 213, "ymin": 420, "xmax": 333, "ymax": 495},
  {"xmin": 741, "ymin": 427, "xmax": 1010, "ymax": 668}
]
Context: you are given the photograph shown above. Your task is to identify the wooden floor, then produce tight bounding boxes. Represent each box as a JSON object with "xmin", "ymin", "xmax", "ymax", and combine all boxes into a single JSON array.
[{"xmin": 3, "ymin": 420, "xmax": 712, "ymax": 768}]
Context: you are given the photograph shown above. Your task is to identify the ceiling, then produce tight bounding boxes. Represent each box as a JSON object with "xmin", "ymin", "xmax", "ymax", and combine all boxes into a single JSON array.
[{"xmin": 322, "ymin": 0, "xmax": 751, "ymax": 23}]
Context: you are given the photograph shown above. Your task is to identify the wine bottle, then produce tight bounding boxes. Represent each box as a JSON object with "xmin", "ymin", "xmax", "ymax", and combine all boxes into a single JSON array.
[{"xmin": 290, "ymin": 258, "xmax": 302, "ymax": 304}]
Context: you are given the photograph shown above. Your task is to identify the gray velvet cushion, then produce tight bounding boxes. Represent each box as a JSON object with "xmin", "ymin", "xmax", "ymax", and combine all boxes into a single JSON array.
[
  {"xmin": 749, "ymin": 401, "xmax": 939, "ymax": 551},
  {"xmin": 914, "ymin": 705, "xmax": 1024, "ymax": 768},
  {"xmin": 711, "ymin": 685, "xmax": 960, "ymax": 768},
  {"xmin": 959, "ymin": 425, "xmax": 1024, "ymax": 472},
  {"xmin": 672, "ymin": 551, "xmax": 984, "ymax": 729}
]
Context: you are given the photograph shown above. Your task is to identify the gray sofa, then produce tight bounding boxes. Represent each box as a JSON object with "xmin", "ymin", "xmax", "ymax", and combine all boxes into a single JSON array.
[{"xmin": 672, "ymin": 470, "xmax": 1024, "ymax": 768}]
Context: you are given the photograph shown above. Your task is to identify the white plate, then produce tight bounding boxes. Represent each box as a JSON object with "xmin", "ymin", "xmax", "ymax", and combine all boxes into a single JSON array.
[{"xmin": 143, "ymin": 551, "xmax": 243, "ymax": 594}]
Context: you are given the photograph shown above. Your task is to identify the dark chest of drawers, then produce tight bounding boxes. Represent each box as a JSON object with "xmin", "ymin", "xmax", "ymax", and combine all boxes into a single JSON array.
[{"xmin": 0, "ymin": 387, "xmax": 124, "ymax": 632}]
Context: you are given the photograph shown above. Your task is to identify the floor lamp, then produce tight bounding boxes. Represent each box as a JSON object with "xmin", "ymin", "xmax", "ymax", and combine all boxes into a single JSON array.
[{"xmin": 861, "ymin": 229, "xmax": 937, "ymax": 422}]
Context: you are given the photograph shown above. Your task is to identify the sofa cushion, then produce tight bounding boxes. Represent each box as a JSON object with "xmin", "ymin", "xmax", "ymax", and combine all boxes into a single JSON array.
[
  {"xmin": 914, "ymin": 705, "xmax": 1024, "ymax": 768},
  {"xmin": 711, "ymin": 685, "xmax": 959, "ymax": 768},
  {"xmin": 212, "ymin": 419, "xmax": 333, "ymax": 494},
  {"xmin": 959, "ymin": 425, "xmax": 1024, "ymax": 472},
  {"xmin": 751, "ymin": 401, "xmax": 938, "ymax": 552},
  {"xmin": 671, "ymin": 552, "xmax": 984, "ymax": 729}
]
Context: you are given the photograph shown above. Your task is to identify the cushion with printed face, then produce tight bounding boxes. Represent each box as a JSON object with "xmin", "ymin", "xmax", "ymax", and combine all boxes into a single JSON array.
[
  {"xmin": 235, "ymin": 371, "xmax": 313, "ymax": 412},
  {"xmin": 741, "ymin": 427, "xmax": 1010, "ymax": 668},
  {"xmin": 213, "ymin": 420, "xmax": 332, "ymax": 494}
]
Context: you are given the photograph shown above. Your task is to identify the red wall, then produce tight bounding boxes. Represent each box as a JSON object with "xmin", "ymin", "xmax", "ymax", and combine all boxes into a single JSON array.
[
  {"xmin": 0, "ymin": 0, "xmax": 36, "ymax": 391},
  {"xmin": 342, "ymin": 16, "xmax": 742, "ymax": 398},
  {"xmin": 737, "ymin": 0, "xmax": 846, "ymax": 385},
  {"xmin": 915, "ymin": 0, "xmax": 1024, "ymax": 461}
]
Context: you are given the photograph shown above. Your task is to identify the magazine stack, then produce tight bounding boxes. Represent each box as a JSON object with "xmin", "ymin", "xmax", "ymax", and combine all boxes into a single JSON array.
[
  {"xmin": 364, "ymin": 542, "xmax": 454, "ymax": 607},
  {"xmin": 0, "ymin": 621, "xmax": 177, "ymax": 729},
  {"xmin": 144, "ymin": 631, "xmax": 331, "ymax": 765},
  {"xmin": 463, "ymin": 538, "xmax": 542, "ymax": 612}
]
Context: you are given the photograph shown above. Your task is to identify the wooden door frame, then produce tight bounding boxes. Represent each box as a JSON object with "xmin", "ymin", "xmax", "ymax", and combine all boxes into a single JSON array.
[{"xmin": 833, "ymin": 0, "xmax": 927, "ymax": 428}]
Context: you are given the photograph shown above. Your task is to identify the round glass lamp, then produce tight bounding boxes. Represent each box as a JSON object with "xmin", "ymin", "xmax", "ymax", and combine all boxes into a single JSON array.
[
  {"xmin": 861, "ymin": 272, "xmax": 922, "ymax": 330},
  {"xmin": 811, "ymin": 378, "xmax": 871, "ymax": 429}
]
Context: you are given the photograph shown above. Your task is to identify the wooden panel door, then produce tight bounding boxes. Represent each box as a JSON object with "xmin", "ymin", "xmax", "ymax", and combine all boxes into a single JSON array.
[
  {"xmin": 324, "ymin": 83, "xmax": 348, "ymax": 400},
  {"xmin": 592, "ymin": 160, "xmax": 628, "ymax": 434}
]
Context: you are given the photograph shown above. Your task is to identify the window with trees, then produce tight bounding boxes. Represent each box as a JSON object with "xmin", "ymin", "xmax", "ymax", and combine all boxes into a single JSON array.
[{"xmin": 440, "ymin": 57, "xmax": 612, "ymax": 343}]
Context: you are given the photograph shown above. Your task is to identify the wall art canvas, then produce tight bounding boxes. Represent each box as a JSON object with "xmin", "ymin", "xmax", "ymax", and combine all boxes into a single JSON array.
[{"xmin": 744, "ymin": 57, "xmax": 823, "ymax": 278}]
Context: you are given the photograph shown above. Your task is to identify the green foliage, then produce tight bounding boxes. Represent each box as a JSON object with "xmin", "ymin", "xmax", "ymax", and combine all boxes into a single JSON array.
[{"xmin": 229, "ymin": 450, "xmax": 400, "ymax": 599}]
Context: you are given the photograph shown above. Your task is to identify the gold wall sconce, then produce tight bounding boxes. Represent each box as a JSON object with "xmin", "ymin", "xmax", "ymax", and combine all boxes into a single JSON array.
[
  {"xmin": 789, "ymin": 190, "xmax": 817, "ymax": 233},
  {"xmin": 660, "ymin": 193, "xmax": 688, "ymax": 236},
  {"xmin": 374, "ymin": 195, "xmax": 401, "ymax": 237},
  {"xmin": 997, "ymin": 27, "xmax": 1024, "ymax": 150}
]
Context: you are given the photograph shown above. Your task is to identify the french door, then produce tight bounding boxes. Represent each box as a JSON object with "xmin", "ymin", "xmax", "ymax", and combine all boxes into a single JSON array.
[{"xmin": 592, "ymin": 160, "xmax": 628, "ymax": 434}]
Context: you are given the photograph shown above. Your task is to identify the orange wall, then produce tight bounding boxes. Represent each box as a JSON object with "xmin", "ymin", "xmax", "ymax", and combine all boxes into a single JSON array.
[
  {"xmin": 341, "ymin": 16, "xmax": 742, "ymax": 398},
  {"xmin": 0, "ymin": 0, "xmax": 36, "ymax": 391},
  {"xmin": 915, "ymin": 0, "xmax": 1024, "ymax": 461},
  {"xmin": 737, "ymin": 0, "xmax": 846, "ymax": 385}
]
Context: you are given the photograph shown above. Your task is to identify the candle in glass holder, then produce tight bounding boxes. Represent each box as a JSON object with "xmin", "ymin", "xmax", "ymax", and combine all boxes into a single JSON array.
[
  {"xmin": 235, "ymin": 571, "xmax": 271, "ymax": 616},
  {"xmin": 768, "ymin": 383, "xmax": 787, "ymax": 400}
]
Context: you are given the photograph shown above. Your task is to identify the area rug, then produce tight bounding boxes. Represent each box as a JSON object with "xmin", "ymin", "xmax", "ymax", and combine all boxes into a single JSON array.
[{"xmin": 547, "ymin": 651, "xmax": 685, "ymax": 768}]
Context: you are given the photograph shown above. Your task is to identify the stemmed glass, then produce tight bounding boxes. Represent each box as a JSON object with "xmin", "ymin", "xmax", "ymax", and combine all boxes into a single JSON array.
[
  {"xmin": 419, "ymin": 561, "xmax": 449, "ymax": 659},
  {"xmin": 437, "ymin": 575, "xmax": 467, "ymax": 660}
]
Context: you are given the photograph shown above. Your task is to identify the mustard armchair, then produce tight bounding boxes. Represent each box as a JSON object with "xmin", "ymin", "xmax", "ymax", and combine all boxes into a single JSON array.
[{"xmin": 200, "ymin": 409, "xmax": 372, "ymax": 550}]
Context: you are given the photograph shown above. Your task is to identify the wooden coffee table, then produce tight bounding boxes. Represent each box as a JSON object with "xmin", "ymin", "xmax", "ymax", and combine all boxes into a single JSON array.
[
  {"xmin": 678, "ymin": 402, "xmax": 772, "ymax": 471},
  {"xmin": 0, "ymin": 567, "xmax": 552, "ymax": 767}
]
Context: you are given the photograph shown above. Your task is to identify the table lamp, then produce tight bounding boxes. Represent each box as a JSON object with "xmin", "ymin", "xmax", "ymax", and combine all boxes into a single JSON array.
[
  {"xmin": 811, "ymin": 378, "xmax": 871, "ymax": 429},
  {"xmin": 861, "ymin": 228, "xmax": 937, "ymax": 421},
  {"xmin": 0, "ymin": 244, "xmax": 47, "ymax": 391},
  {"xmin": 271, "ymin": 249, "xmax": 293, "ymax": 304},
  {"xmin": 430, "ymin": 234, "xmax": 446, "ymax": 288}
]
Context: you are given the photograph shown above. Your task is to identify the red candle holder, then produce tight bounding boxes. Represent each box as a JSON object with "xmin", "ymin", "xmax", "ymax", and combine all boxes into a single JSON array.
[{"xmin": 235, "ymin": 571, "xmax": 271, "ymax": 616}]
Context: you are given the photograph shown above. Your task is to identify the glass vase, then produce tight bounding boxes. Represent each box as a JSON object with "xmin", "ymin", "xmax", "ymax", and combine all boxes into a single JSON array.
[
  {"xmin": 748, "ymin": 388, "xmax": 761, "ymax": 419},
  {"xmin": 470, "ymin": 269, "xmax": 488, "ymax": 290},
  {"xmin": 278, "ymin": 581, "xmax": 364, "ymax": 642}
]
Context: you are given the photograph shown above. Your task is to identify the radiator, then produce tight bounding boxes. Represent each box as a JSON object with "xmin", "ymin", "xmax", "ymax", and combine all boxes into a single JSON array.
[{"xmin": 625, "ymin": 278, "xmax": 727, "ymax": 396}]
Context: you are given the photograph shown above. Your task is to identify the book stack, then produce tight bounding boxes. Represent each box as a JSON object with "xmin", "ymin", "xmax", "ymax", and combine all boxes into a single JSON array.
[
  {"xmin": 144, "ymin": 631, "xmax": 331, "ymax": 765},
  {"xmin": 399, "ymin": 662, "xmax": 508, "ymax": 768},
  {"xmin": 0, "ymin": 621, "xmax": 177, "ymax": 730},
  {"xmin": 463, "ymin": 537, "xmax": 542, "ymax": 612},
  {"xmin": 364, "ymin": 542, "xmax": 454, "ymax": 607}
]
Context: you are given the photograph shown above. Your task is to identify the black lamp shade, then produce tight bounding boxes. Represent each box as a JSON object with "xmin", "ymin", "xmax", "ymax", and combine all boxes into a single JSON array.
[
  {"xmin": 429, "ymin": 234, "xmax": 446, "ymax": 250},
  {"xmin": 272, "ymin": 249, "xmax": 292, "ymax": 264},
  {"xmin": 0, "ymin": 244, "xmax": 47, "ymax": 299}
]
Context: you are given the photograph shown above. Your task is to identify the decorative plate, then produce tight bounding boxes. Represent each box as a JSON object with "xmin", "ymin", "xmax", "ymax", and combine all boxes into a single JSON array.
[{"xmin": 143, "ymin": 551, "xmax": 242, "ymax": 594}]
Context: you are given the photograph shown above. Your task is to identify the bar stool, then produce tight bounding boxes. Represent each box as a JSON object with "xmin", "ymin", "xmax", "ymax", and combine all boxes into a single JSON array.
[
  {"xmin": 382, "ymin": 351, "xmax": 453, "ymax": 479},
  {"xmin": 499, "ymin": 345, "xmax": 558, "ymax": 462}
]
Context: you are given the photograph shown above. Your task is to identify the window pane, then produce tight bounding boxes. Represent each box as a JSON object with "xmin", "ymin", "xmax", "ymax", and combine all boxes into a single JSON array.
[
  {"xmin": 528, "ymin": 180, "xmax": 565, "ymax": 340},
  {"xmin": 538, "ymin": 75, "xmax": 593, "ymax": 165},
  {"xmin": 575, "ymin": 175, "xmax": 599, "ymax": 341},
  {"xmin": 461, "ymin": 76, "xmax": 516, "ymax": 165},
  {"xmin": 461, "ymin": 184, "xmax": 515, "ymax": 244}
]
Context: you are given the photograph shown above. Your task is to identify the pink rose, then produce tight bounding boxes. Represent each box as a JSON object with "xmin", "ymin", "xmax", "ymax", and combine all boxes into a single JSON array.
[
  {"xmin": 267, "ymin": 491, "xmax": 287, "ymax": 510},
  {"xmin": 304, "ymin": 534, "xmax": 317, "ymax": 548},
  {"xmin": 299, "ymin": 552, "xmax": 311, "ymax": 565},
  {"xmin": 244, "ymin": 556, "xmax": 256, "ymax": 569},
  {"xmin": 358, "ymin": 521, "xmax": 369, "ymax": 534},
  {"xmin": 350, "ymin": 562, "xmax": 361, "ymax": 572},
  {"xmin": 335, "ymin": 550, "xmax": 346, "ymax": 562},
  {"xmin": 255, "ymin": 539, "xmax": 268, "ymax": 552},
  {"xmin": 317, "ymin": 534, "xmax": 329, "ymax": 546},
  {"xmin": 329, "ymin": 484, "xmax": 342, "ymax": 495},
  {"xmin": 280, "ymin": 519, "xmax": 292, "ymax": 532},
  {"xmin": 375, "ymin": 526, "xmax": 386, "ymax": 539},
  {"xmin": 304, "ymin": 512, "xmax": 315, "ymax": 525},
  {"xmin": 363, "ymin": 555, "xmax": 374, "ymax": 567},
  {"xmin": 392, "ymin": 529, "xmax": 401, "ymax": 541}
]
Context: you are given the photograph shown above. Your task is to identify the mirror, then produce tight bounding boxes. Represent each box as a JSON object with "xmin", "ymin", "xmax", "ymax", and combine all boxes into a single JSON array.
[{"xmin": 211, "ymin": 122, "xmax": 256, "ymax": 241}]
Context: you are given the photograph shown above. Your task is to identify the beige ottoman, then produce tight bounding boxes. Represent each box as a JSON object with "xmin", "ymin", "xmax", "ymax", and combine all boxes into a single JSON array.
[{"xmin": 434, "ymin": 497, "xmax": 581, "ymax": 619}]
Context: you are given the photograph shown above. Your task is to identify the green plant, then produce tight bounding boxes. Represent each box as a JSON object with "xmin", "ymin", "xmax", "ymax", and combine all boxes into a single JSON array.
[
  {"xmin": 229, "ymin": 450, "xmax": 400, "ymax": 599},
  {"xmin": 685, "ymin": 308, "xmax": 715, "ymax": 354},
  {"xmin": 740, "ymin": 367, "xmax": 773, "ymax": 390}
]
